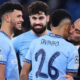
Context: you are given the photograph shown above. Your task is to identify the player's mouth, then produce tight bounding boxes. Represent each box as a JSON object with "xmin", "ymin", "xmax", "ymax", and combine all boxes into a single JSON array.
[
  {"xmin": 17, "ymin": 23, "xmax": 22, "ymax": 29},
  {"xmin": 34, "ymin": 25, "xmax": 42, "ymax": 29}
]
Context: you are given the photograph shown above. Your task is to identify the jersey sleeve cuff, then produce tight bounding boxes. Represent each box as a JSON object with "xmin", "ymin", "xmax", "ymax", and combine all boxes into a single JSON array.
[
  {"xmin": 24, "ymin": 59, "xmax": 32, "ymax": 64},
  {"xmin": 67, "ymin": 69, "xmax": 78, "ymax": 73},
  {"xmin": 0, "ymin": 61, "xmax": 6, "ymax": 64}
]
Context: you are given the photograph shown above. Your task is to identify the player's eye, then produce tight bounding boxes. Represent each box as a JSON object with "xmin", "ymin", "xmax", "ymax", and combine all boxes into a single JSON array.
[
  {"xmin": 32, "ymin": 17, "xmax": 37, "ymax": 20},
  {"xmin": 39, "ymin": 17, "xmax": 44, "ymax": 20}
]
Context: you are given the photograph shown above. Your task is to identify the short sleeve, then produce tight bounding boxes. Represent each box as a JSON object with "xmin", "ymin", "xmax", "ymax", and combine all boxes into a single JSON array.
[
  {"xmin": 24, "ymin": 40, "xmax": 36, "ymax": 64},
  {"xmin": 67, "ymin": 46, "xmax": 79, "ymax": 73}
]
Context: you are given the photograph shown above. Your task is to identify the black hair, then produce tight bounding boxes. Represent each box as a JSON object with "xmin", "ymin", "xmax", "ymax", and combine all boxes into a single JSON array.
[
  {"xmin": 50, "ymin": 9, "xmax": 72, "ymax": 27},
  {"xmin": 28, "ymin": 1, "xmax": 49, "ymax": 15},
  {"xmin": 0, "ymin": 1, "xmax": 23, "ymax": 18}
]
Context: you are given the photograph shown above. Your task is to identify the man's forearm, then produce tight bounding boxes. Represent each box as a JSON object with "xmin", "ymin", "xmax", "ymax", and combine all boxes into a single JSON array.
[
  {"xmin": 20, "ymin": 74, "xmax": 28, "ymax": 80},
  {"xmin": 0, "ymin": 77, "xmax": 5, "ymax": 80}
]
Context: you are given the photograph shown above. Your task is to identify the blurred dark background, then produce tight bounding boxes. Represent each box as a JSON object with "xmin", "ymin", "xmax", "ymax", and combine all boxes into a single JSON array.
[{"xmin": 0, "ymin": 0, "xmax": 80, "ymax": 35}]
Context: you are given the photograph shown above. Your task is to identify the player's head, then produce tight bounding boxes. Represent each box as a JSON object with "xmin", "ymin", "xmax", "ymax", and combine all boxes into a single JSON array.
[
  {"xmin": 0, "ymin": 1, "xmax": 24, "ymax": 30},
  {"xmin": 50, "ymin": 9, "xmax": 72, "ymax": 39},
  {"xmin": 68, "ymin": 18, "xmax": 80, "ymax": 43},
  {"xmin": 28, "ymin": 1, "xmax": 50, "ymax": 35}
]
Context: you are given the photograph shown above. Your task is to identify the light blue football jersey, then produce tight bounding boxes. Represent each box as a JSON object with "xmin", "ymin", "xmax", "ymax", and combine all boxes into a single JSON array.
[
  {"xmin": 12, "ymin": 30, "xmax": 39, "ymax": 67},
  {"xmin": 12, "ymin": 30, "xmax": 50, "ymax": 67},
  {"xmin": 25, "ymin": 33, "xmax": 79, "ymax": 80},
  {"xmin": 0, "ymin": 30, "xmax": 19, "ymax": 80}
]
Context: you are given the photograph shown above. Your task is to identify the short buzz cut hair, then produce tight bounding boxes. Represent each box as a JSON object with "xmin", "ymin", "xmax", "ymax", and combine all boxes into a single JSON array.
[
  {"xmin": 28, "ymin": 1, "xmax": 49, "ymax": 16},
  {"xmin": 50, "ymin": 9, "xmax": 72, "ymax": 27},
  {"xmin": 0, "ymin": 1, "xmax": 23, "ymax": 18}
]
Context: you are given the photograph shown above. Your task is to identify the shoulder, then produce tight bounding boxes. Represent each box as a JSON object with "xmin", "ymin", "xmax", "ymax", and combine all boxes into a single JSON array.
[
  {"xmin": 0, "ymin": 34, "xmax": 10, "ymax": 45},
  {"xmin": 31, "ymin": 35, "xmax": 49, "ymax": 44},
  {"xmin": 65, "ymin": 40, "xmax": 76, "ymax": 48},
  {"xmin": 13, "ymin": 30, "xmax": 31, "ymax": 39},
  {"xmin": 12, "ymin": 30, "xmax": 32, "ymax": 42},
  {"xmin": 0, "ymin": 38, "xmax": 10, "ymax": 52},
  {"xmin": 63, "ymin": 40, "xmax": 77, "ymax": 53},
  {"xmin": 0, "ymin": 32, "xmax": 11, "ymax": 52}
]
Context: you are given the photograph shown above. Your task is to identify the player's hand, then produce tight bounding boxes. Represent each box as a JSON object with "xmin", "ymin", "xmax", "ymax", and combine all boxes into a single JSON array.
[{"xmin": 62, "ymin": 75, "xmax": 74, "ymax": 80}]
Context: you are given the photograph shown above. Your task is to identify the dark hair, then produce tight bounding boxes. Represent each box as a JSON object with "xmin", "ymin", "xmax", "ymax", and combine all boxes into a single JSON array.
[
  {"xmin": 50, "ymin": 9, "xmax": 72, "ymax": 27},
  {"xmin": 0, "ymin": 1, "xmax": 23, "ymax": 18},
  {"xmin": 28, "ymin": 1, "xmax": 49, "ymax": 16}
]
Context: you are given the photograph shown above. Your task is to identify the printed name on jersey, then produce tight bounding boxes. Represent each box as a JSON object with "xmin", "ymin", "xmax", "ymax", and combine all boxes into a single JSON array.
[{"xmin": 41, "ymin": 39, "xmax": 59, "ymax": 46}]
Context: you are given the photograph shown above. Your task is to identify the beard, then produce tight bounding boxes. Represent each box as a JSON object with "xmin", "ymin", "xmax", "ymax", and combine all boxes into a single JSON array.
[
  {"xmin": 31, "ymin": 24, "xmax": 47, "ymax": 34},
  {"xmin": 13, "ymin": 26, "xmax": 23, "ymax": 36},
  {"xmin": 67, "ymin": 36, "xmax": 80, "ymax": 45},
  {"xmin": 68, "ymin": 39, "xmax": 80, "ymax": 45}
]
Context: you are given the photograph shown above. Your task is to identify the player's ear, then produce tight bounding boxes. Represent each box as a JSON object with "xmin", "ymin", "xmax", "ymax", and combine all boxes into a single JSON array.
[
  {"xmin": 4, "ymin": 14, "xmax": 8, "ymax": 21},
  {"xmin": 65, "ymin": 23, "xmax": 70, "ymax": 30},
  {"xmin": 4, "ymin": 14, "xmax": 10, "ymax": 22}
]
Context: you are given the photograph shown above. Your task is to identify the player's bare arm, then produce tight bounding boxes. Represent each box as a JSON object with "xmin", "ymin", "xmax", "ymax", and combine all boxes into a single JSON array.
[
  {"xmin": 0, "ymin": 64, "xmax": 6, "ymax": 80},
  {"xmin": 62, "ymin": 72, "xmax": 77, "ymax": 80},
  {"xmin": 20, "ymin": 62, "xmax": 31, "ymax": 80}
]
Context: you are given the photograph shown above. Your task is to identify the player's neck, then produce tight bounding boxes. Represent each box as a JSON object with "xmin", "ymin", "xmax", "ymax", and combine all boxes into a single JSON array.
[
  {"xmin": 51, "ymin": 26, "xmax": 65, "ymax": 37},
  {"xmin": 39, "ymin": 29, "xmax": 49, "ymax": 36},
  {"xmin": 51, "ymin": 29, "xmax": 63, "ymax": 37},
  {"xmin": 0, "ymin": 23, "xmax": 14, "ymax": 39}
]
